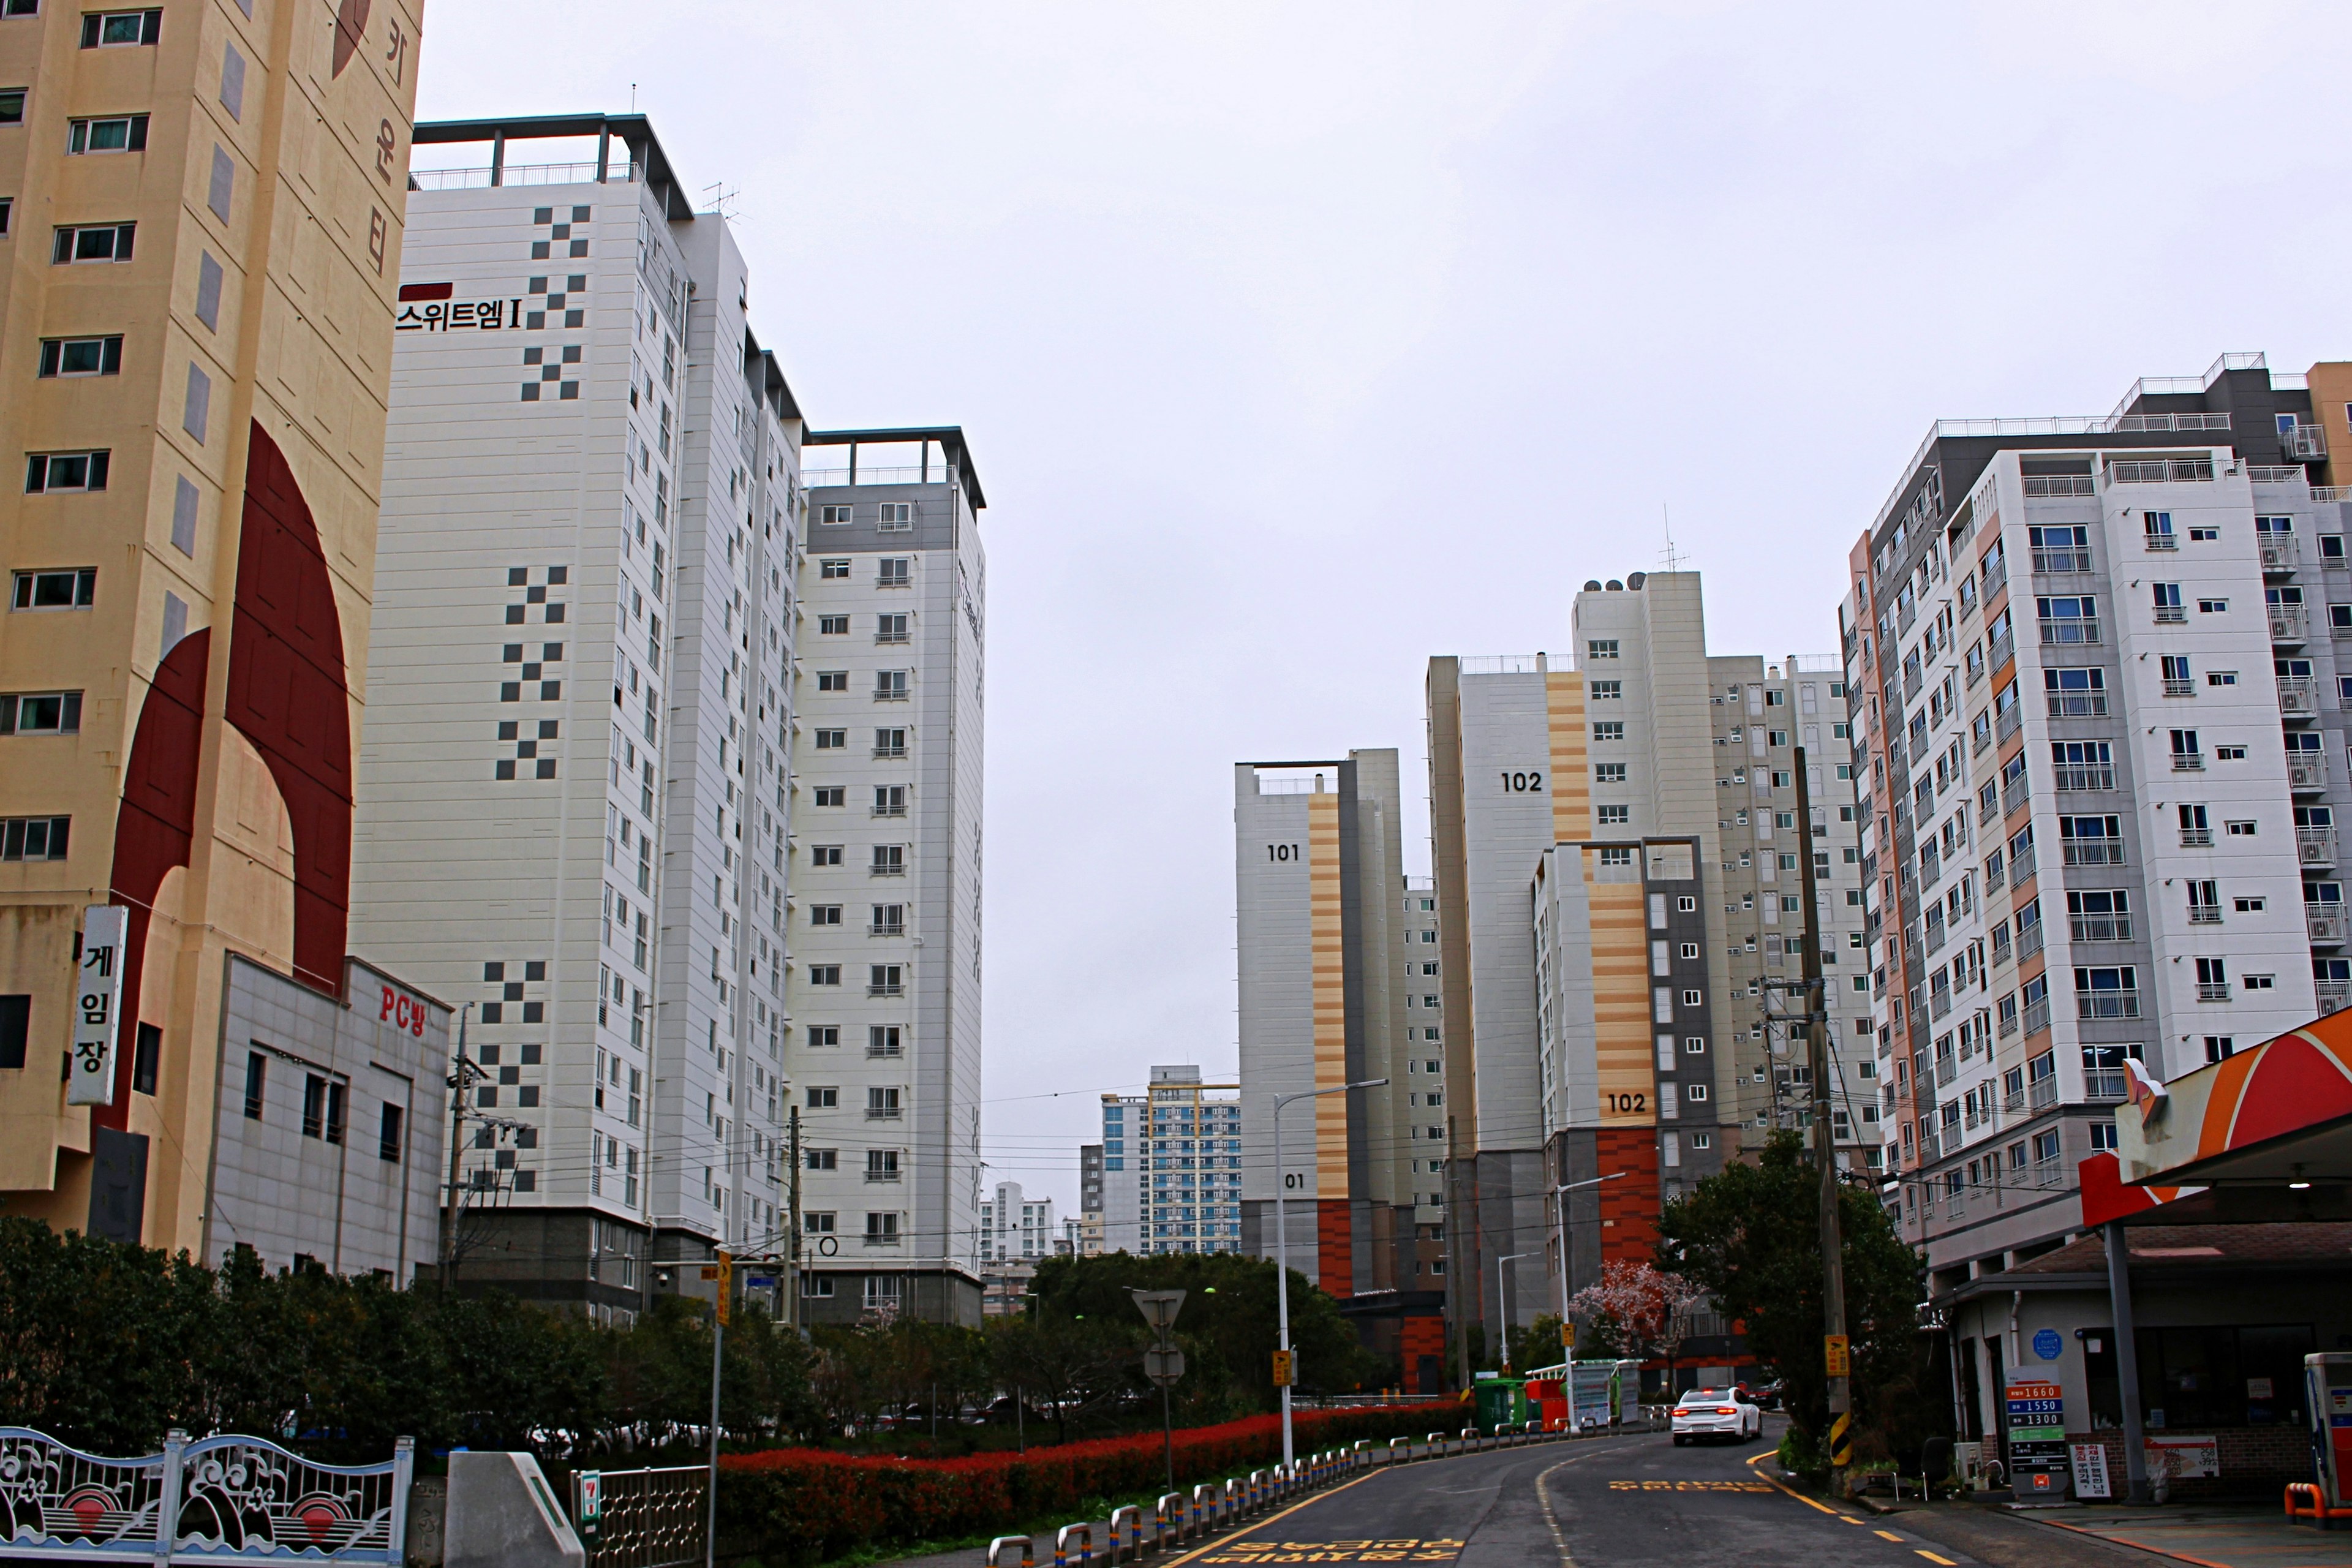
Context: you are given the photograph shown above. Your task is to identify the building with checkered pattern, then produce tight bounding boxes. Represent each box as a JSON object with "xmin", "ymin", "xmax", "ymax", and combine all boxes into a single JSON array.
[{"xmin": 350, "ymin": 116, "xmax": 804, "ymax": 1319}]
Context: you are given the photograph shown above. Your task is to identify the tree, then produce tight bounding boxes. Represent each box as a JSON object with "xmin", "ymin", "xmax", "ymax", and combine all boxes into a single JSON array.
[{"xmin": 1657, "ymin": 1131, "xmax": 1932, "ymax": 1472}]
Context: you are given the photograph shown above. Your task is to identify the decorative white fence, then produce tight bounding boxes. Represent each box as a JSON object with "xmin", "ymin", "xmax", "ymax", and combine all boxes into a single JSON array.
[{"xmin": 0, "ymin": 1427, "xmax": 412, "ymax": 1563}]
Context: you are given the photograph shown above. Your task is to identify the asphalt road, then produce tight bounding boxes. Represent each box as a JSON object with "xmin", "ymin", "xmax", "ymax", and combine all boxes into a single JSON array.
[{"xmin": 1139, "ymin": 1424, "xmax": 2168, "ymax": 1568}]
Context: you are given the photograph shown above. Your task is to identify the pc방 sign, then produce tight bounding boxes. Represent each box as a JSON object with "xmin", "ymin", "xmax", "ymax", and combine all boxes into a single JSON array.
[{"xmin": 66, "ymin": 905, "xmax": 128, "ymax": 1106}]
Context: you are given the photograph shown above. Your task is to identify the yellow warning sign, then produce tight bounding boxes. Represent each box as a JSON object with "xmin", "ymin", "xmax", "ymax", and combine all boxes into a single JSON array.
[{"xmin": 1823, "ymin": 1334, "xmax": 1850, "ymax": 1378}]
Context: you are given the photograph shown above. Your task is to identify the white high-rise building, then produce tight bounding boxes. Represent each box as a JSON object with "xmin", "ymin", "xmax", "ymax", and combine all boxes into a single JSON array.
[
  {"xmin": 786, "ymin": 431, "xmax": 988, "ymax": 1325},
  {"xmin": 1100, "ymin": 1065, "xmax": 1242, "ymax": 1257},
  {"xmin": 350, "ymin": 115, "xmax": 802, "ymax": 1319}
]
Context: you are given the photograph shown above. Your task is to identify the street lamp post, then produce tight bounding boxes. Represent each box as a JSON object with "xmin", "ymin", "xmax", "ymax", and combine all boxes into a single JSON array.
[
  {"xmin": 1272, "ymin": 1077, "xmax": 1386, "ymax": 1474},
  {"xmin": 1553, "ymin": 1171, "xmax": 1630, "ymax": 1393},
  {"xmin": 1494, "ymin": 1251, "xmax": 1531, "ymax": 1374}
]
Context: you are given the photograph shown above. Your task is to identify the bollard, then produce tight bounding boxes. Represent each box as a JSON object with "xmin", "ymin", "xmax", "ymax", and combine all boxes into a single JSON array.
[
  {"xmin": 1193, "ymin": 1482, "xmax": 1218, "ymax": 1536},
  {"xmin": 1156, "ymin": 1493, "xmax": 1185, "ymax": 1550},
  {"xmin": 1389, "ymin": 1435, "xmax": 1409, "ymax": 1464},
  {"xmin": 1427, "ymin": 1431, "xmax": 1446, "ymax": 1459},
  {"xmin": 1106, "ymin": 1504, "xmax": 1140, "ymax": 1564},
  {"xmin": 1054, "ymin": 1521, "xmax": 1091, "ymax": 1568},
  {"xmin": 987, "ymin": 1537, "xmax": 1036, "ymax": 1568},
  {"xmin": 1250, "ymin": 1469, "xmax": 1268, "ymax": 1510}
]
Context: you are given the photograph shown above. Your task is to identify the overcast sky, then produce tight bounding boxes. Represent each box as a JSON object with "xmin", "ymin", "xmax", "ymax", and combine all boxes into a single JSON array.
[{"xmin": 418, "ymin": 2, "xmax": 2352, "ymax": 1214}]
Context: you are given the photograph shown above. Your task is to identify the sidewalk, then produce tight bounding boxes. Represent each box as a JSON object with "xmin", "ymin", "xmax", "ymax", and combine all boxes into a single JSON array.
[{"xmin": 2033, "ymin": 1502, "xmax": 2352, "ymax": 1568}]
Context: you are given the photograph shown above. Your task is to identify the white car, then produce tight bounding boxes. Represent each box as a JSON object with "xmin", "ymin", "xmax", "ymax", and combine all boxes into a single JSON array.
[{"xmin": 1671, "ymin": 1389, "xmax": 1762, "ymax": 1445}]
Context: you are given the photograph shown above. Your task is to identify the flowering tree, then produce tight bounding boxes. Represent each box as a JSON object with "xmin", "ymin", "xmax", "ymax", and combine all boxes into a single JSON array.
[{"xmin": 1569, "ymin": 1260, "xmax": 1709, "ymax": 1391}]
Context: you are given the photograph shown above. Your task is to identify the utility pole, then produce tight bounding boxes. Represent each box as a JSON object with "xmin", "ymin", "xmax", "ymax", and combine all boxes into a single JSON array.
[
  {"xmin": 1795, "ymin": 747, "xmax": 1852, "ymax": 1490},
  {"xmin": 705, "ymin": 1248, "xmax": 729, "ymax": 1568},
  {"xmin": 439, "ymin": 1005, "xmax": 475, "ymax": 1291},
  {"xmin": 786, "ymin": 1106, "xmax": 802, "ymax": 1331}
]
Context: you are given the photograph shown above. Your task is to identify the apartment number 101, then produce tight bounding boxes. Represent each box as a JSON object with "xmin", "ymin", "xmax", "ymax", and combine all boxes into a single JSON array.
[{"xmin": 1267, "ymin": 843, "xmax": 1301, "ymax": 861}]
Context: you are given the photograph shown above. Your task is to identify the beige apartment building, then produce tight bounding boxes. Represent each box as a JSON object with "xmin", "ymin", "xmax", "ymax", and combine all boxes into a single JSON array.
[{"xmin": 0, "ymin": 0, "xmax": 429, "ymax": 1263}]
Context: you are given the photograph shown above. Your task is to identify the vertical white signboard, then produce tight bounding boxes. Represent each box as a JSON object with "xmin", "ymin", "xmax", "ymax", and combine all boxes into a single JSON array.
[{"xmin": 67, "ymin": 905, "xmax": 128, "ymax": 1106}]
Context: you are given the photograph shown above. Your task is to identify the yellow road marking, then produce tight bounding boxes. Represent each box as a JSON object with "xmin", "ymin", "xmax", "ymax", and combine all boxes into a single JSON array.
[
  {"xmin": 1916, "ymin": 1553, "xmax": 1957, "ymax": 1565},
  {"xmin": 1839, "ymin": 1515, "xmax": 1868, "ymax": 1524},
  {"xmin": 1741, "ymin": 1449, "xmax": 1842, "ymax": 1516},
  {"xmin": 1156, "ymin": 1471, "xmax": 1376, "ymax": 1568},
  {"xmin": 1874, "ymin": 1529, "xmax": 1904, "ymax": 1540}
]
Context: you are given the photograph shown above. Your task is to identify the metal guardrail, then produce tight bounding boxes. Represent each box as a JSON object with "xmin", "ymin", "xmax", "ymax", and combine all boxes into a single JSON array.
[{"xmin": 0, "ymin": 1427, "xmax": 412, "ymax": 1564}]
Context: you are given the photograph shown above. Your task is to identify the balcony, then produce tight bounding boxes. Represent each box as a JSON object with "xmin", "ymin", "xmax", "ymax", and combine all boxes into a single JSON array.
[
  {"xmin": 2085, "ymin": 1070, "xmax": 2128, "ymax": 1103},
  {"xmin": 1934, "ymin": 1054, "xmax": 1956, "ymax": 1087},
  {"xmin": 2280, "ymin": 676, "xmax": 2320, "ymax": 717},
  {"xmin": 2032, "ymin": 547, "xmax": 2092, "ymax": 575},
  {"xmin": 872, "ymin": 744, "xmax": 907, "ymax": 759},
  {"xmin": 1931, "ymin": 987, "xmax": 1953, "ymax": 1021},
  {"xmin": 872, "ymin": 800, "xmax": 908, "ymax": 818},
  {"xmin": 2198, "ymin": 981, "xmax": 2231, "ymax": 1002},
  {"xmin": 2011, "ymin": 843, "xmax": 2038, "ymax": 883},
  {"xmin": 2283, "ymin": 423, "xmax": 2329, "ymax": 461},
  {"xmin": 2163, "ymin": 676, "xmax": 2195, "ymax": 698},
  {"xmin": 2069, "ymin": 913, "xmax": 2131, "ymax": 943},
  {"xmin": 865, "ymin": 1106, "xmax": 903, "ymax": 1120},
  {"xmin": 1984, "ymin": 558, "xmax": 2010, "ymax": 596},
  {"xmin": 873, "ymin": 684, "xmax": 910, "ymax": 699},
  {"xmin": 868, "ymin": 922, "xmax": 904, "ymax": 938},
  {"xmin": 2188, "ymin": 905, "xmax": 2222, "ymax": 925},
  {"xmin": 2027, "ymin": 1074, "xmax": 2059, "ymax": 1114},
  {"xmin": 2250, "ymin": 464, "xmax": 2308, "ymax": 483},
  {"xmin": 867, "ymin": 1041, "xmax": 905, "ymax": 1058},
  {"xmin": 2144, "ymin": 530, "xmax": 2179, "ymax": 552},
  {"xmin": 2108, "ymin": 457, "xmax": 2216, "ymax": 484},
  {"xmin": 870, "ymin": 862, "xmax": 906, "ymax": 876},
  {"xmin": 2024, "ymin": 995, "xmax": 2052, "ymax": 1036},
  {"xmin": 2309, "ymin": 903, "xmax": 2346, "ymax": 944},
  {"xmin": 2039, "ymin": 617, "xmax": 2101, "ymax": 646},
  {"xmin": 2062, "ymin": 840, "xmax": 2125, "ymax": 867},
  {"xmin": 1996, "ymin": 703, "xmax": 2022, "ymax": 744},
  {"xmin": 2180, "ymin": 826, "xmax": 2214, "ymax": 847},
  {"xmin": 1988, "ymin": 631, "xmax": 2015, "ymax": 673},
  {"xmin": 2154, "ymin": 604, "xmax": 2185, "ymax": 624},
  {"xmin": 2291, "ymin": 753, "xmax": 2328, "ymax": 791},
  {"xmin": 2048, "ymin": 691, "xmax": 2109, "ymax": 719},
  {"xmin": 2077, "ymin": 988, "xmax": 2142, "ymax": 1020},
  {"xmin": 2028, "ymin": 1152, "xmax": 2062, "ymax": 1185},
  {"xmin": 2271, "ymin": 605, "xmax": 2310, "ymax": 643},
  {"xmin": 864, "ymin": 1169, "xmax": 902, "ymax": 1183},
  {"xmin": 2024, "ymin": 475, "xmax": 2097, "ymax": 499},
  {"xmin": 2003, "ymin": 780, "xmax": 2031, "ymax": 816},
  {"xmin": 2322, "ymin": 980, "xmax": 2352, "ymax": 1015},
  {"xmin": 2299, "ymin": 827, "xmax": 2339, "ymax": 867},
  {"xmin": 875, "ymin": 631, "xmax": 910, "ymax": 646},
  {"xmin": 2053, "ymin": 763, "xmax": 2115, "ymax": 791},
  {"xmin": 2261, "ymin": 533, "xmax": 2302, "ymax": 572},
  {"xmin": 2171, "ymin": 750, "xmax": 2205, "ymax": 772},
  {"xmin": 2017, "ymin": 920, "xmax": 2046, "ymax": 961},
  {"xmin": 867, "ymin": 981, "xmax": 905, "ymax": 998}
]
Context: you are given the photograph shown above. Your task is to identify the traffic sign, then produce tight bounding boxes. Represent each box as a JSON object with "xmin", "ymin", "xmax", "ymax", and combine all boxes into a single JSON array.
[
  {"xmin": 1129, "ymin": 1289, "xmax": 1186, "ymax": 1334},
  {"xmin": 1823, "ymin": 1334, "xmax": 1850, "ymax": 1378},
  {"xmin": 1270, "ymin": 1349, "xmax": 1294, "ymax": 1388},
  {"xmin": 1145, "ymin": 1347, "xmax": 1186, "ymax": 1388},
  {"xmin": 1562, "ymin": 1322, "xmax": 1576, "ymax": 1351}
]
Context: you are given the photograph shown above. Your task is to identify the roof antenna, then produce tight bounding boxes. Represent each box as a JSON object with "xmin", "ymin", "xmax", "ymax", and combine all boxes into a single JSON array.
[
  {"xmin": 1660, "ymin": 503, "xmax": 1685, "ymax": 573},
  {"xmin": 630, "ymin": 83, "xmax": 637, "ymax": 111}
]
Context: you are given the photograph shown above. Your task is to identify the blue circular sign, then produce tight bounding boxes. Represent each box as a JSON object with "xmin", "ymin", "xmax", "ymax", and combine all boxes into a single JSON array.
[{"xmin": 2032, "ymin": 1328, "xmax": 2063, "ymax": 1361}]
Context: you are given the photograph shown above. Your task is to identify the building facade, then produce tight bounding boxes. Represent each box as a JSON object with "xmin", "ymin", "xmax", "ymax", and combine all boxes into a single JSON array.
[
  {"xmin": 350, "ymin": 115, "xmax": 801, "ymax": 1319},
  {"xmin": 1846, "ymin": 351, "xmax": 2352, "ymax": 1294},
  {"xmin": 977, "ymin": 1177, "xmax": 1054, "ymax": 1264},
  {"xmin": 1233, "ymin": 755, "xmax": 1447, "ymax": 1387},
  {"xmin": 1428, "ymin": 571, "xmax": 1868, "ymax": 1364},
  {"xmin": 0, "ymin": 0, "xmax": 427, "ymax": 1259},
  {"xmin": 786, "ymin": 430, "xmax": 986, "ymax": 1325},
  {"xmin": 1101, "ymin": 1064, "xmax": 1241, "ymax": 1257}
]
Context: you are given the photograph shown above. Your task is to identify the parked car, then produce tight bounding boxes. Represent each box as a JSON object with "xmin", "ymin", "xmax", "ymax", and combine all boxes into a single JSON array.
[{"xmin": 1671, "ymin": 1388, "xmax": 1762, "ymax": 1445}]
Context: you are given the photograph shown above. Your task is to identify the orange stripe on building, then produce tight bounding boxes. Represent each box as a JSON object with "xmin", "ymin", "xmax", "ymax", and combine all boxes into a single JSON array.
[{"xmin": 1306, "ymin": 793, "xmax": 1349, "ymax": 1286}]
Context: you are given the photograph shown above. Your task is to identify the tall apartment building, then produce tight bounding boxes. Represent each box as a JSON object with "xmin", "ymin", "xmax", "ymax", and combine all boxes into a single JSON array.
[
  {"xmin": 1428, "ymin": 573, "xmax": 1869, "ymax": 1364},
  {"xmin": 1077, "ymin": 1138, "xmax": 1103, "ymax": 1226},
  {"xmin": 0, "ymin": 0, "xmax": 436, "ymax": 1265},
  {"xmin": 350, "ymin": 116, "xmax": 803, "ymax": 1319},
  {"xmin": 976, "ymin": 1178, "xmax": 1054, "ymax": 1263},
  {"xmin": 787, "ymin": 430, "xmax": 986, "ymax": 1325},
  {"xmin": 1100, "ymin": 1064, "xmax": 1242, "ymax": 1257},
  {"xmin": 1845, "ymin": 351, "xmax": 2352, "ymax": 1294},
  {"xmin": 1234, "ymin": 755, "xmax": 1447, "ymax": 1388}
]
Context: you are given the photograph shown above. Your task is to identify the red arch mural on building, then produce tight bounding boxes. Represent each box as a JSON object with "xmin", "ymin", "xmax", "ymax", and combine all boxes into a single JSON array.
[{"xmin": 103, "ymin": 422, "xmax": 352, "ymax": 1123}]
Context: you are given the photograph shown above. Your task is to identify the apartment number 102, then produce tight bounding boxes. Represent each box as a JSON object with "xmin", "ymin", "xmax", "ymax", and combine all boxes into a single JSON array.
[
  {"xmin": 1501, "ymin": 771, "xmax": 1544, "ymax": 793},
  {"xmin": 1267, "ymin": 843, "xmax": 1300, "ymax": 861}
]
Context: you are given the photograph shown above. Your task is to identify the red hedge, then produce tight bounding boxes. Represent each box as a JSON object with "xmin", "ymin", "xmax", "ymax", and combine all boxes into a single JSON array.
[{"xmin": 717, "ymin": 1406, "xmax": 1447, "ymax": 1561}]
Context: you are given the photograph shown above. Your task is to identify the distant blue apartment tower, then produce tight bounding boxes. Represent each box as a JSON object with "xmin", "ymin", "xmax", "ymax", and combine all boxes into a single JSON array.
[{"xmin": 1101, "ymin": 1065, "xmax": 1243, "ymax": 1254}]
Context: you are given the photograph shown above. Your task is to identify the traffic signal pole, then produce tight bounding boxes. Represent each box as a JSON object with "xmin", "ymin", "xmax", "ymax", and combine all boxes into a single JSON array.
[{"xmin": 1795, "ymin": 748, "xmax": 1853, "ymax": 1488}]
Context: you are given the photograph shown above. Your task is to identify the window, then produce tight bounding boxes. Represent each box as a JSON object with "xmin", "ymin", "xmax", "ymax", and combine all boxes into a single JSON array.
[
  {"xmin": 878, "ymin": 557, "xmax": 911, "ymax": 586},
  {"xmin": 807, "ymin": 965, "xmax": 841, "ymax": 986},
  {"xmin": 819, "ymin": 558, "xmax": 850, "ymax": 578},
  {"xmin": 2206, "ymin": 669, "xmax": 2237, "ymax": 687},
  {"xmin": 0, "ymin": 88, "xmax": 19, "ymax": 124},
  {"xmin": 805, "ymin": 1025, "xmax": 839, "ymax": 1047},
  {"xmin": 2059, "ymin": 815, "xmax": 2124, "ymax": 865},
  {"xmin": 876, "ymin": 614, "xmax": 908, "ymax": 644},
  {"xmin": 2144, "ymin": 511, "xmax": 2176, "ymax": 548},
  {"xmin": 302, "ymin": 1074, "xmax": 327, "ymax": 1139},
  {"xmin": 810, "ymin": 904, "xmax": 842, "ymax": 926},
  {"xmin": 878, "ymin": 501, "xmax": 913, "ymax": 530},
  {"xmin": 24, "ymin": 452, "xmax": 108, "ymax": 492},
  {"xmin": 2196, "ymin": 957, "xmax": 2229, "ymax": 1000},
  {"xmin": 2217, "ymin": 745, "xmax": 2246, "ymax": 761},
  {"xmin": 11, "ymin": 568, "xmax": 95, "ymax": 608},
  {"xmin": 806, "ymin": 1086, "xmax": 838, "ymax": 1107},
  {"xmin": 820, "ymin": 504, "xmax": 853, "ymax": 526},
  {"xmin": 816, "ymin": 671, "xmax": 848, "ymax": 692},
  {"xmin": 1586, "ymin": 639, "xmax": 1619, "ymax": 659},
  {"xmin": 2151, "ymin": 581, "xmax": 2183, "ymax": 621},
  {"xmin": 813, "ymin": 728, "xmax": 845, "ymax": 750},
  {"xmin": 66, "ymin": 114, "xmax": 146, "ymax": 153},
  {"xmin": 1594, "ymin": 763, "xmax": 1626, "ymax": 783},
  {"xmin": 2243, "ymin": 973, "xmax": 2275, "ymax": 992},
  {"xmin": 38, "ymin": 336, "xmax": 121, "ymax": 378},
  {"xmin": 805, "ymin": 1148, "xmax": 837, "ymax": 1170},
  {"xmin": 1596, "ymin": 846, "xmax": 1634, "ymax": 868},
  {"xmin": 52, "ymin": 222, "xmax": 134, "ymax": 263},
  {"xmin": 130, "ymin": 1022, "xmax": 158, "ymax": 1095},
  {"xmin": 242, "ymin": 1050, "xmax": 265, "ymax": 1119},
  {"xmin": 2045, "ymin": 666, "xmax": 2106, "ymax": 716},
  {"xmin": 1588, "ymin": 679, "xmax": 1621, "ymax": 699},
  {"xmin": 0, "ymin": 692, "xmax": 81, "ymax": 734},
  {"xmin": 2234, "ymin": 896, "xmax": 2266, "ymax": 913},
  {"xmin": 2035, "ymin": 595, "xmax": 2098, "ymax": 643},
  {"xmin": 2198, "ymin": 598, "xmax": 2228, "ymax": 614},
  {"xmin": 810, "ymin": 844, "xmax": 843, "ymax": 865},
  {"xmin": 80, "ymin": 9, "xmax": 160, "ymax": 46},
  {"xmin": 818, "ymin": 614, "xmax": 848, "ymax": 635},
  {"xmin": 0, "ymin": 995, "xmax": 24, "ymax": 1071},
  {"xmin": 1596, "ymin": 804, "xmax": 1629, "ymax": 825},
  {"xmin": 1592, "ymin": 721, "xmax": 1624, "ymax": 741},
  {"xmin": 875, "ymin": 669, "xmax": 908, "ymax": 699},
  {"xmin": 813, "ymin": 786, "xmax": 845, "ymax": 807}
]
